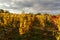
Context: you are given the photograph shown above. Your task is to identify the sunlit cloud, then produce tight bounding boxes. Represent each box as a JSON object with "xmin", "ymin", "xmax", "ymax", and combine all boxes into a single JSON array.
[{"xmin": 3, "ymin": 3, "xmax": 10, "ymax": 7}]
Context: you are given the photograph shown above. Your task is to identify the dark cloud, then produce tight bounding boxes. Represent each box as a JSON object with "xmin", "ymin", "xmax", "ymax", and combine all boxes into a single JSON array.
[
  {"xmin": 15, "ymin": 1, "xmax": 34, "ymax": 7},
  {"xmin": 0, "ymin": 0, "xmax": 60, "ymax": 13}
]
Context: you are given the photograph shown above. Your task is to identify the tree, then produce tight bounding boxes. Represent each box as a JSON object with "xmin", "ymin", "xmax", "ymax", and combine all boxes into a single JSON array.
[
  {"xmin": 36, "ymin": 13, "xmax": 41, "ymax": 15},
  {"xmin": 0, "ymin": 9, "xmax": 4, "ymax": 13},
  {"xmin": 4, "ymin": 10, "xmax": 10, "ymax": 13}
]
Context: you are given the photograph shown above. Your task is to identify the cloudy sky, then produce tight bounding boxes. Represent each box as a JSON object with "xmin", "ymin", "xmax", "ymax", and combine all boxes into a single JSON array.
[{"xmin": 0, "ymin": 0, "xmax": 60, "ymax": 14}]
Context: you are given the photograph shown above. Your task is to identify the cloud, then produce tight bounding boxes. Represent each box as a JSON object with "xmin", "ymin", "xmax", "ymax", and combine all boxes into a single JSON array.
[{"xmin": 0, "ymin": 0, "xmax": 60, "ymax": 14}]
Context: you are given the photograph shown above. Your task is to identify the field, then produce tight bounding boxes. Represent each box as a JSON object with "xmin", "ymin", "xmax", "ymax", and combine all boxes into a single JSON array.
[{"xmin": 0, "ymin": 9, "xmax": 60, "ymax": 40}]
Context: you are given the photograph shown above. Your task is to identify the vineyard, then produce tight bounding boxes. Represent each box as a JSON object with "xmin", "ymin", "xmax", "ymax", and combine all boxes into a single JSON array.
[{"xmin": 0, "ymin": 9, "xmax": 60, "ymax": 40}]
